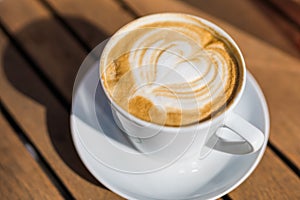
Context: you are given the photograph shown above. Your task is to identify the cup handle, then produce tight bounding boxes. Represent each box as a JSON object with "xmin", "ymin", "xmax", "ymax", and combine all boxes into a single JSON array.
[{"xmin": 213, "ymin": 112, "xmax": 265, "ymax": 154}]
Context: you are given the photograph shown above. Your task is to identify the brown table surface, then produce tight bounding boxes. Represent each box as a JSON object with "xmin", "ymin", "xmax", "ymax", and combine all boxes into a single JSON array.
[{"xmin": 0, "ymin": 0, "xmax": 299, "ymax": 199}]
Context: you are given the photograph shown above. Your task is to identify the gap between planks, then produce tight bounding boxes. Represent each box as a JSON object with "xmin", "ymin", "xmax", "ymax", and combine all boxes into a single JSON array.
[
  {"xmin": 0, "ymin": 21, "xmax": 70, "ymax": 110},
  {"xmin": 0, "ymin": 101, "xmax": 75, "ymax": 200}
]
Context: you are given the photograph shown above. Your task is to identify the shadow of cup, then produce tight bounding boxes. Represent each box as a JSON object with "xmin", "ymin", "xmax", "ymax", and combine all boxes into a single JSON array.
[{"xmin": 3, "ymin": 16, "xmax": 108, "ymax": 186}]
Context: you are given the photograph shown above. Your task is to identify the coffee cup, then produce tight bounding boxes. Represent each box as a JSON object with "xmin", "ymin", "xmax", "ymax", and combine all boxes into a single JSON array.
[{"xmin": 99, "ymin": 13, "xmax": 264, "ymax": 163}]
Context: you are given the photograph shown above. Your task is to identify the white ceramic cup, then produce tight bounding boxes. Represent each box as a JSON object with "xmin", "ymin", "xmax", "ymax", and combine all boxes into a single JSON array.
[{"xmin": 99, "ymin": 13, "xmax": 265, "ymax": 163}]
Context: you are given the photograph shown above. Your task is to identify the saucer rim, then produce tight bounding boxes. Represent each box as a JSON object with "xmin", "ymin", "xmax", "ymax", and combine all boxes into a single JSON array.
[
  {"xmin": 70, "ymin": 71, "xmax": 270, "ymax": 200},
  {"xmin": 210, "ymin": 72, "xmax": 270, "ymax": 199}
]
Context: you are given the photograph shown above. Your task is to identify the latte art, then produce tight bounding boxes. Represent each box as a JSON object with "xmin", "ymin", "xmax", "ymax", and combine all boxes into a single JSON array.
[{"xmin": 100, "ymin": 14, "xmax": 241, "ymax": 126}]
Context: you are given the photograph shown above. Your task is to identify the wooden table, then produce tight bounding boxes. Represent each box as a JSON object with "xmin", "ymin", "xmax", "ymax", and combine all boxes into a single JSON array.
[{"xmin": 0, "ymin": 0, "xmax": 299, "ymax": 199}]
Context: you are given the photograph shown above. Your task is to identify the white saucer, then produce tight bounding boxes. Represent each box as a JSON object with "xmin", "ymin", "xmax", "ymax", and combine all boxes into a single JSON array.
[{"xmin": 71, "ymin": 47, "xmax": 270, "ymax": 199}]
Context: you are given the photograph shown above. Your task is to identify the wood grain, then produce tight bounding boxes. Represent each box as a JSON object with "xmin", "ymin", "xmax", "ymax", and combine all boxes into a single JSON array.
[
  {"xmin": 0, "ymin": 30, "xmax": 123, "ymax": 199},
  {"xmin": 268, "ymin": 0, "xmax": 300, "ymax": 26},
  {"xmin": 184, "ymin": 0, "xmax": 300, "ymax": 58},
  {"xmin": 0, "ymin": 113, "xmax": 63, "ymax": 200},
  {"xmin": 45, "ymin": 0, "xmax": 133, "ymax": 48},
  {"xmin": 124, "ymin": 0, "xmax": 300, "ymax": 168},
  {"xmin": 0, "ymin": 0, "xmax": 86, "ymax": 102},
  {"xmin": 251, "ymin": 0, "xmax": 300, "ymax": 53},
  {"xmin": 230, "ymin": 148, "xmax": 300, "ymax": 199}
]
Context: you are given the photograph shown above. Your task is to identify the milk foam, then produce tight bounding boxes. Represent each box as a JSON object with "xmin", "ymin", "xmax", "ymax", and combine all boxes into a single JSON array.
[{"xmin": 100, "ymin": 13, "xmax": 240, "ymax": 126}]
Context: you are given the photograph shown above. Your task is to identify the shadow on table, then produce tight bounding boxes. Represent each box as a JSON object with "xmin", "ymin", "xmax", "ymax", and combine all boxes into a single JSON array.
[{"xmin": 3, "ymin": 17, "xmax": 108, "ymax": 187}]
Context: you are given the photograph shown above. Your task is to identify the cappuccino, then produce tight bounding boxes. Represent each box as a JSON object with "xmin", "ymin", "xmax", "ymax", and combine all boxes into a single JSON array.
[{"xmin": 100, "ymin": 13, "xmax": 243, "ymax": 126}]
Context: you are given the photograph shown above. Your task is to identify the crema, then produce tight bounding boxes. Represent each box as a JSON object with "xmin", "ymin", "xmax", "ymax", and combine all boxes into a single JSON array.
[{"xmin": 100, "ymin": 13, "xmax": 242, "ymax": 126}]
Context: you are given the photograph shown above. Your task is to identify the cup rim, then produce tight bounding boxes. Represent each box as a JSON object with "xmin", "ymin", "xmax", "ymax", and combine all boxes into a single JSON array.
[{"xmin": 99, "ymin": 12, "xmax": 246, "ymax": 132}]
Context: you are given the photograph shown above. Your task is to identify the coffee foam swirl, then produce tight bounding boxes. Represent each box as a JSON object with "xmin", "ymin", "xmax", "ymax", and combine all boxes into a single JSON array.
[{"xmin": 100, "ymin": 14, "xmax": 241, "ymax": 126}]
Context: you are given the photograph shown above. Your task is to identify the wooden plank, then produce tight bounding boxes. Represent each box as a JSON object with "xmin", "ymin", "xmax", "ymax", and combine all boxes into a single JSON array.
[
  {"xmin": 0, "ymin": 0, "xmax": 86, "ymax": 102},
  {"xmin": 268, "ymin": 0, "xmax": 300, "ymax": 26},
  {"xmin": 230, "ymin": 148, "xmax": 300, "ymax": 199},
  {"xmin": 251, "ymin": 0, "xmax": 300, "ymax": 53},
  {"xmin": 0, "ymin": 31, "xmax": 123, "ymax": 199},
  {"xmin": 0, "ymin": 113, "xmax": 63, "ymax": 200},
  {"xmin": 184, "ymin": 0, "xmax": 300, "ymax": 58},
  {"xmin": 45, "ymin": 0, "xmax": 133, "ymax": 48},
  {"xmin": 0, "ymin": 0, "xmax": 133, "ymax": 102},
  {"xmin": 124, "ymin": 0, "xmax": 300, "ymax": 168}
]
